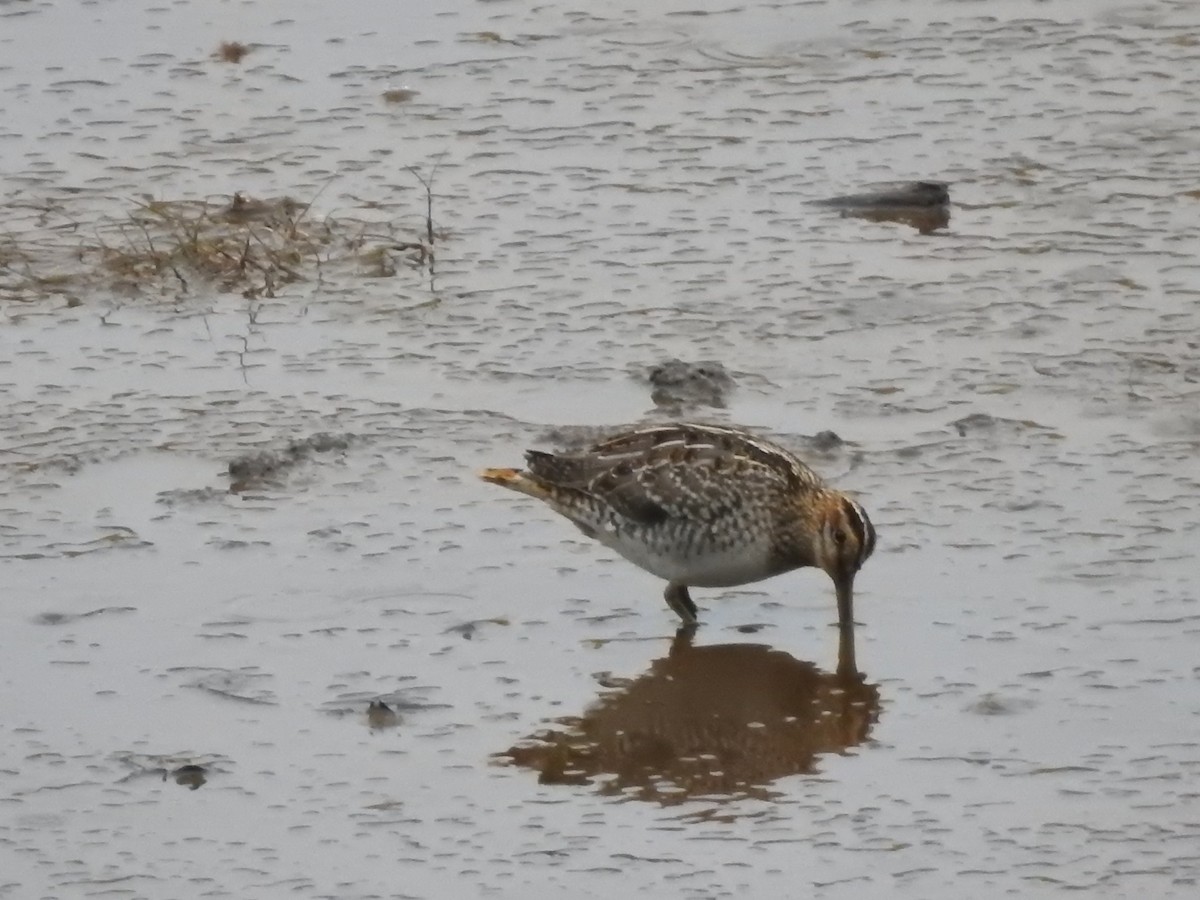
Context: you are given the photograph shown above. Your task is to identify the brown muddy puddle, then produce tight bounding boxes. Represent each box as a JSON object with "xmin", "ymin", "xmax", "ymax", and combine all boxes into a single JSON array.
[{"xmin": 3, "ymin": 0, "xmax": 1200, "ymax": 898}]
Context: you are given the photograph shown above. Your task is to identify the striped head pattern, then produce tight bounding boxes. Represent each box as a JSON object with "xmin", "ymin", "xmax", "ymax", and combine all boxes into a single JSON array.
[{"xmin": 814, "ymin": 494, "xmax": 876, "ymax": 584}]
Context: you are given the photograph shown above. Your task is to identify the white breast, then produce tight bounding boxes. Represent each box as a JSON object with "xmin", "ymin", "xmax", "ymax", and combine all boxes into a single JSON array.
[{"xmin": 598, "ymin": 531, "xmax": 775, "ymax": 588}]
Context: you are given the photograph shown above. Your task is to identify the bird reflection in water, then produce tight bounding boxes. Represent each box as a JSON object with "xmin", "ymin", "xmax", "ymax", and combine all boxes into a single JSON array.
[{"xmin": 498, "ymin": 627, "xmax": 879, "ymax": 805}]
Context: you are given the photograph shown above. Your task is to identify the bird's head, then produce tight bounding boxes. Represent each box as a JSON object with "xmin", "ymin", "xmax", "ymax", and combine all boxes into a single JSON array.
[{"xmin": 811, "ymin": 493, "xmax": 876, "ymax": 627}]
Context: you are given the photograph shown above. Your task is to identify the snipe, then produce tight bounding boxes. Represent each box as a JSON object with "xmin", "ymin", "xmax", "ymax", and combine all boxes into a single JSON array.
[{"xmin": 480, "ymin": 423, "xmax": 875, "ymax": 631}]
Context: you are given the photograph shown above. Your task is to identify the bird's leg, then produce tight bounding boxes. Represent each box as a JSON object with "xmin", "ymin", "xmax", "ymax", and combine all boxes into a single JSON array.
[{"xmin": 664, "ymin": 582, "xmax": 699, "ymax": 626}]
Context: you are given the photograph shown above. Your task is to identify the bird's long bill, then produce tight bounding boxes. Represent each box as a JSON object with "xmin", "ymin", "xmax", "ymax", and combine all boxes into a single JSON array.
[
  {"xmin": 834, "ymin": 573, "xmax": 855, "ymax": 631},
  {"xmin": 834, "ymin": 573, "xmax": 859, "ymax": 678}
]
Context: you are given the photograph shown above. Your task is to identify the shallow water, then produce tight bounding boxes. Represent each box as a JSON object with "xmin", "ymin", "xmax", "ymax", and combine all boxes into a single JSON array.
[{"xmin": 2, "ymin": 0, "xmax": 1199, "ymax": 897}]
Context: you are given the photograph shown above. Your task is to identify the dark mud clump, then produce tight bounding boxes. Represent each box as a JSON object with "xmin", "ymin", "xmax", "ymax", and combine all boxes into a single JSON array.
[
  {"xmin": 641, "ymin": 359, "xmax": 735, "ymax": 411},
  {"xmin": 227, "ymin": 432, "xmax": 352, "ymax": 491},
  {"xmin": 808, "ymin": 429, "xmax": 844, "ymax": 453}
]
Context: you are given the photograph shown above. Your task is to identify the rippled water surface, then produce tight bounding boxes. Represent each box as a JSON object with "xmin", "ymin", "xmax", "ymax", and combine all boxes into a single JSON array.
[{"xmin": 3, "ymin": 0, "xmax": 1199, "ymax": 897}]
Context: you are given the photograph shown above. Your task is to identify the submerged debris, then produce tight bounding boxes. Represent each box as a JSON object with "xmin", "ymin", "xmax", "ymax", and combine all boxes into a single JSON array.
[
  {"xmin": 966, "ymin": 693, "xmax": 1035, "ymax": 716},
  {"xmin": 215, "ymin": 41, "xmax": 252, "ymax": 64},
  {"xmin": 33, "ymin": 606, "xmax": 136, "ymax": 626},
  {"xmin": 217, "ymin": 192, "xmax": 300, "ymax": 225},
  {"xmin": 367, "ymin": 700, "xmax": 401, "ymax": 730},
  {"xmin": 114, "ymin": 752, "xmax": 230, "ymax": 790},
  {"xmin": 186, "ymin": 668, "xmax": 277, "ymax": 705},
  {"xmin": 318, "ymin": 686, "xmax": 448, "ymax": 726},
  {"xmin": 950, "ymin": 413, "xmax": 1061, "ymax": 439},
  {"xmin": 382, "ymin": 88, "xmax": 420, "ymax": 104},
  {"xmin": 443, "ymin": 617, "xmax": 511, "ymax": 640}
]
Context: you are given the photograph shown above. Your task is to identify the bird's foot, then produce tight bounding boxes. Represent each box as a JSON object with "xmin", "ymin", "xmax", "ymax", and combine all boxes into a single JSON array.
[{"xmin": 664, "ymin": 583, "xmax": 699, "ymax": 626}]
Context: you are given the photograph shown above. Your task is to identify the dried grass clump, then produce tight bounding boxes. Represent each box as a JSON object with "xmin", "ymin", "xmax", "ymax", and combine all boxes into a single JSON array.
[
  {"xmin": 93, "ymin": 194, "xmax": 323, "ymax": 297},
  {"xmin": 82, "ymin": 192, "xmax": 431, "ymax": 298},
  {"xmin": 2, "ymin": 164, "xmax": 445, "ymax": 303}
]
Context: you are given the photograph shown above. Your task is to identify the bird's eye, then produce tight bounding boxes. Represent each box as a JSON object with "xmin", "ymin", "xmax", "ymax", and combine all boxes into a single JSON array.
[{"xmin": 833, "ymin": 529, "xmax": 847, "ymax": 545}]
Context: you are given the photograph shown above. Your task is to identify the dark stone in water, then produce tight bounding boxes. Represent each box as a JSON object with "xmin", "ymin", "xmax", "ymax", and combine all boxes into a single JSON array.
[
  {"xmin": 812, "ymin": 181, "xmax": 950, "ymax": 209},
  {"xmin": 168, "ymin": 764, "xmax": 208, "ymax": 790},
  {"xmin": 810, "ymin": 181, "xmax": 951, "ymax": 234}
]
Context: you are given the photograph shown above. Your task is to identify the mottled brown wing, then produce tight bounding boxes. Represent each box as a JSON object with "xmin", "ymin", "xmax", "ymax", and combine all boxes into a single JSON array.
[
  {"xmin": 584, "ymin": 423, "xmax": 825, "ymax": 494},
  {"xmin": 521, "ymin": 426, "xmax": 687, "ymax": 488},
  {"xmin": 591, "ymin": 449, "xmax": 795, "ymax": 527},
  {"xmin": 524, "ymin": 423, "xmax": 822, "ymax": 526},
  {"xmin": 525, "ymin": 449, "xmax": 673, "ymax": 524},
  {"xmin": 521, "ymin": 428, "xmax": 681, "ymax": 489}
]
